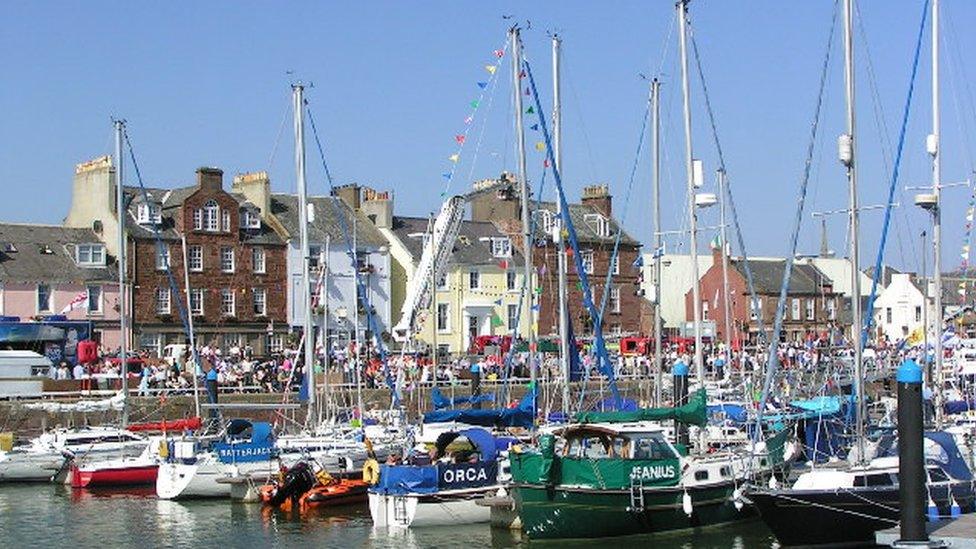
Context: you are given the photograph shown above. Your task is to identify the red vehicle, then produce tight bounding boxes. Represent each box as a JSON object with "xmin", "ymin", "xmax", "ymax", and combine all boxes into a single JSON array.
[
  {"xmin": 620, "ymin": 336, "xmax": 654, "ymax": 357},
  {"xmin": 469, "ymin": 335, "xmax": 512, "ymax": 355}
]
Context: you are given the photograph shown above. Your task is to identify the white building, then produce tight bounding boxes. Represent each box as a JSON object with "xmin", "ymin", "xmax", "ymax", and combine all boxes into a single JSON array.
[
  {"xmin": 641, "ymin": 253, "xmax": 711, "ymax": 332},
  {"xmin": 872, "ymin": 273, "xmax": 926, "ymax": 342}
]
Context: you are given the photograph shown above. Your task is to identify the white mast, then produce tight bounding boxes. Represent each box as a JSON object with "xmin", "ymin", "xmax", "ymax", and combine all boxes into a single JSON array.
[
  {"xmin": 931, "ymin": 0, "xmax": 944, "ymax": 430},
  {"xmin": 677, "ymin": 1, "xmax": 703, "ymax": 386},
  {"xmin": 293, "ymin": 83, "xmax": 317, "ymax": 426},
  {"xmin": 321, "ymin": 234, "xmax": 331, "ymax": 422},
  {"xmin": 651, "ymin": 78, "xmax": 663, "ymax": 406},
  {"xmin": 180, "ymin": 233, "xmax": 201, "ymax": 418},
  {"xmin": 841, "ymin": 0, "xmax": 866, "ymax": 463},
  {"xmin": 353, "ymin": 214, "xmax": 364, "ymax": 415},
  {"xmin": 553, "ymin": 33, "xmax": 571, "ymax": 414},
  {"xmin": 718, "ymin": 169, "xmax": 732, "ymax": 372},
  {"xmin": 114, "ymin": 119, "xmax": 129, "ymax": 428},
  {"xmin": 511, "ymin": 27, "xmax": 537, "ymax": 403}
]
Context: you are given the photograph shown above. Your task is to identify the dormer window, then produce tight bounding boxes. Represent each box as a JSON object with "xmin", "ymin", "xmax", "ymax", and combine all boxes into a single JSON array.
[
  {"xmin": 491, "ymin": 237, "xmax": 512, "ymax": 258},
  {"xmin": 240, "ymin": 208, "xmax": 261, "ymax": 229},
  {"xmin": 538, "ymin": 209, "xmax": 555, "ymax": 237},
  {"xmin": 137, "ymin": 202, "xmax": 162, "ymax": 225},
  {"xmin": 584, "ymin": 213, "xmax": 611, "ymax": 238},
  {"xmin": 76, "ymin": 243, "xmax": 106, "ymax": 266}
]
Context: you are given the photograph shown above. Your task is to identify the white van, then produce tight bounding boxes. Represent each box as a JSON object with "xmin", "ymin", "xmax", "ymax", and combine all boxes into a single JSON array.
[
  {"xmin": 0, "ymin": 350, "xmax": 53, "ymax": 397},
  {"xmin": 161, "ymin": 344, "xmax": 188, "ymax": 368}
]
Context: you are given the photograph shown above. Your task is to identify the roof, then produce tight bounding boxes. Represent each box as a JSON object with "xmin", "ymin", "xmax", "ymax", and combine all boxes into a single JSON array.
[
  {"xmin": 0, "ymin": 223, "xmax": 116, "ymax": 283},
  {"xmin": 534, "ymin": 201, "xmax": 640, "ymax": 246},
  {"xmin": 270, "ymin": 194, "xmax": 387, "ymax": 248},
  {"xmin": 731, "ymin": 258, "xmax": 834, "ymax": 295},
  {"xmin": 391, "ymin": 216, "xmax": 525, "ymax": 267},
  {"xmin": 122, "ymin": 185, "xmax": 284, "ymax": 245}
]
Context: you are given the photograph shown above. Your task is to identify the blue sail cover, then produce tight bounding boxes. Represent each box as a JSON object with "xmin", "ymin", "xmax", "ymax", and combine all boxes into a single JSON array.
[
  {"xmin": 423, "ymin": 386, "xmax": 536, "ymax": 428},
  {"xmin": 708, "ymin": 404, "xmax": 749, "ymax": 424},
  {"xmin": 925, "ymin": 431, "xmax": 973, "ymax": 481},
  {"xmin": 215, "ymin": 421, "xmax": 275, "ymax": 464},
  {"xmin": 373, "ymin": 464, "xmax": 438, "ymax": 495},
  {"xmin": 431, "ymin": 387, "xmax": 495, "ymax": 410}
]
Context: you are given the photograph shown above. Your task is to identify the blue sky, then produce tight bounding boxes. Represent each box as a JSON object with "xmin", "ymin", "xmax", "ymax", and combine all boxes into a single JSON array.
[{"xmin": 2, "ymin": 1, "xmax": 975, "ymax": 273}]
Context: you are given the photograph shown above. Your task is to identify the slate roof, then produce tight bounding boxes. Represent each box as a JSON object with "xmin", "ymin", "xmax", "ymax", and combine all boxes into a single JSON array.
[
  {"xmin": 391, "ymin": 216, "xmax": 525, "ymax": 267},
  {"xmin": 731, "ymin": 258, "xmax": 835, "ymax": 295},
  {"xmin": 270, "ymin": 194, "xmax": 388, "ymax": 248},
  {"xmin": 122, "ymin": 185, "xmax": 284, "ymax": 246},
  {"xmin": 534, "ymin": 201, "xmax": 640, "ymax": 246},
  {"xmin": 0, "ymin": 224, "xmax": 115, "ymax": 283}
]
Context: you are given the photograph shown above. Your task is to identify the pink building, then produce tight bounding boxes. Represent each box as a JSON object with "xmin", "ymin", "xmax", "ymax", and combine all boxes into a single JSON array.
[{"xmin": 0, "ymin": 224, "xmax": 122, "ymax": 351}]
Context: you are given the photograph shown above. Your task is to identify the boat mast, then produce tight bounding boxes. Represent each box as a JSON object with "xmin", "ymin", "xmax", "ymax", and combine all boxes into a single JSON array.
[
  {"xmin": 180, "ymin": 233, "xmax": 201, "ymax": 418},
  {"xmin": 293, "ymin": 83, "xmax": 317, "ymax": 427},
  {"xmin": 114, "ymin": 119, "xmax": 129, "ymax": 428},
  {"xmin": 841, "ymin": 0, "xmax": 866, "ymax": 463},
  {"xmin": 931, "ymin": 0, "xmax": 944, "ymax": 430},
  {"xmin": 353, "ymin": 214, "xmax": 364, "ymax": 416},
  {"xmin": 651, "ymin": 77, "xmax": 663, "ymax": 407},
  {"xmin": 322, "ymin": 234, "xmax": 332, "ymax": 422},
  {"xmin": 511, "ymin": 26, "xmax": 537, "ymax": 411},
  {"xmin": 429, "ymin": 213, "xmax": 438, "ymax": 400},
  {"xmin": 553, "ymin": 33, "xmax": 571, "ymax": 415},
  {"xmin": 718, "ymin": 169, "xmax": 732, "ymax": 371},
  {"xmin": 676, "ymin": 1, "xmax": 704, "ymax": 388}
]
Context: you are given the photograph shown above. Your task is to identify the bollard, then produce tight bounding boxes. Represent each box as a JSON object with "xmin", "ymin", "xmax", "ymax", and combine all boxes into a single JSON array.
[
  {"xmin": 897, "ymin": 359, "xmax": 928, "ymax": 544},
  {"xmin": 673, "ymin": 361, "xmax": 689, "ymax": 448},
  {"xmin": 471, "ymin": 366, "xmax": 482, "ymax": 410}
]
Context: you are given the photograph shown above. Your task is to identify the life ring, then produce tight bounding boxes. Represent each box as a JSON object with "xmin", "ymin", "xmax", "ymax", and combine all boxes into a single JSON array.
[{"xmin": 362, "ymin": 458, "xmax": 380, "ymax": 485}]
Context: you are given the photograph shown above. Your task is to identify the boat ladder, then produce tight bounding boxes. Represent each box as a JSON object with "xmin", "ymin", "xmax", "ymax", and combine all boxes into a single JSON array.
[
  {"xmin": 627, "ymin": 474, "xmax": 645, "ymax": 513},
  {"xmin": 393, "ymin": 495, "xmax": 409, "ymax": 524}
]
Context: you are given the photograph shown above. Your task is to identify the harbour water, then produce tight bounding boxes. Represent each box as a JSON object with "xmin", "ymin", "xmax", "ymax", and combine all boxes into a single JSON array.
[{"xmin": 0, "ymin": 484, "xmax": 783, "ymax": 548}]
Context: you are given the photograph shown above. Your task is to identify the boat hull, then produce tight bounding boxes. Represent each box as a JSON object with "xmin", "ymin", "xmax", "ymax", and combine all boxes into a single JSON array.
[
  {"xmin": 369, "ymin": 487, "xmax": 495, "ymax": 528},
  {"xmin": 0, "ymin": 452, "xmax": 66, "ymax": 482},
  {"xmin": 513, "ymin": 480, "xmax": 746, "ymax": 540},
  {"xmin": 70, "ymin": 463, "xmax": 158, "ymax": 488},
  {"xmin": 156, "ymin": 460, "xmax": 274, "ymax": 499}
]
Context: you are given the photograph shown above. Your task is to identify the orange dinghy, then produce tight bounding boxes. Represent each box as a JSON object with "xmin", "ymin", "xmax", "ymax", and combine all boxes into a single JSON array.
[{"xmin": 259, "ymin": 462, "xmax": 369, "ymax": 511}]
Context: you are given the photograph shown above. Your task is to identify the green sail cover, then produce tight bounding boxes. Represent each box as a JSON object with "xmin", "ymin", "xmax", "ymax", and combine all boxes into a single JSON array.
[
  {"xmin": 510, "ymin": 452, "xmax": 681, "ymax": 489},
  {"xmin": 574, "ymin": 388, "xmax": 708, "ymax": 426}
]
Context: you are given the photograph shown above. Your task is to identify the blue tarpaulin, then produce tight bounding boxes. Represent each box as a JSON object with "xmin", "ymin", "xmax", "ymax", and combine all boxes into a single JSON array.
[
  {"xmin": 372, "ymin": 464, "xmax": 438, "ymax": 495},
  {"xmin": 708, "ymin": 404, "xmax": 749, "ymax": 424},
  {"xmin": 423, "ymin": 386, "xmax": 536, "ymax": 428},
  {"xmin": 431, "ymin": 387, "xmax": 495, "ymax": 410}
]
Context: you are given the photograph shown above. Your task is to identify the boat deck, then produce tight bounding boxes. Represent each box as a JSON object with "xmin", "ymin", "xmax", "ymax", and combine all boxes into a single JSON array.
[{"xmin": 875, "ymin": 515, "xmax": 976, "ymax": 548}]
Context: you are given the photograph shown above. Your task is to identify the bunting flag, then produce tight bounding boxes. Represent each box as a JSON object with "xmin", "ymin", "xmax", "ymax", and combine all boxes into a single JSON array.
[
  {"xmin": 464, "ymin": 115, "xmax": 473, "ymax": 124},
  {"xmin": 543, "ymin": 159, "xmax": 551, "ymax": 168},
  {"xmin": 535, "ymin": 287, "xmax": 543, "ymax": 295},
  {"xmin": 530, "ymin": 124, "xmax": 539, "ymax": 131},
  {"xmin": 493, "ymin": 298, "xmax": 503, "ymax": 306},
  {"xmin": 485, "ymin": 64, "xmax": 497, "ymax": 74},
  {"xmin": 477, "ymin": 82, "xmax": 488, "ymax": 89},
  {"xmin": 493, "ymin": 49, "xmax": 505, "ymax": 58},
  {"xmin": 442, "ymin": 172, "xmax": 451, "ymax": 179},
  {"xmin": 535, "ymin": 141, "xmax": 545, "ymax": 152},
  {"xmin": 470, "ymin": 100, "xmax": 480, "ymax": 108},
  {"xmin": 455, "ymin": 135, "xmax": 465, "ymax": 144},
  {"xmin": 449, "ymin": 154, "xmax": 459, "ymax": 163},
  {"xmin": 525, "ymin": 106, "xmax": 535, "ymax": 114},
  {"xmin": 490, "ymin": 312, "xmax": 504, "ymax": 327},
  {"xmin": 498, "ymin": 259, "xmax": 509, "ymax": 269},
  {"xmin": 525, "ymin": 87, "xmax": 531, "ymax": 96},
  {"xmin": 539, "ymin": 263, "xmax": 547, "ymax": 275}
]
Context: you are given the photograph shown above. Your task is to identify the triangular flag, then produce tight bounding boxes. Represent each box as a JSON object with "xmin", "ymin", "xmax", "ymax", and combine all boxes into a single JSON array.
[
  {"xmin": 576, "ymin": 281, "xmax": 583, "ymax": 290},
  {"xmin": 440, "ymin": 192, "xmax": 447, "ymax": 197},
  {"xmin": 494, "ymin": 49, "xmax": 504, "ymax": 58},
  {"xmin": 442, "ymin": 173, "xmax": 452, "ymax": 179},
  {"xmin": 455, "ymin": 135, "xmax": 465, "ymax": 144},
  {"xmin": 493, "ymin": 298, "xmax": 503, "ymax": 306},
  {"xmin": 525, "ymin": 87, "xmax": 531, "ymax": 96},
  {"xmin": 485, "ymin": 65, "xmax": 497, "ymax": 74},
  {"xmin": 519, "ymin": 70, "xmax": 526, "ymax": 79},
  {"xmin": 535, "ymin": 287, "xmax": 543, "ymax": 295},
  {"xmin": 526, "ymin": 106, "xmax": 535, "ymax": 114},
  {"xmin": 530, "ymin": 124, "xmax": 539, "ymax": 131},
  {"xmin": 464, "ymin": 116, "xmax": 473, "ymax": 125},
  {"xmin": 543, "ymin": 159, "xmax": 550, "ymax": 168},
  {"xmin": 490, "ymin": 313, "xmax": 504, "ymax": 327},
  {"xmin": 470, "ymin": 100, "xmax": 480, "ymax": 108},
  {"xmin": 477, "ymin": 81, "xmax": 488, "ymax": 89},
  {"xmin": 449, "ymin": 154, "xmax": 459, "ymax": 163},
  {"xmin": 535, "ymin": 141, "xmax": 545, "ymax": 152},
  {"xmin": 498, "ymin": 259, "xmax": 509, "ymax": 269},
  {"xmin": 531, "ymin": 304, "xmax": 540, "ymax": 311}
]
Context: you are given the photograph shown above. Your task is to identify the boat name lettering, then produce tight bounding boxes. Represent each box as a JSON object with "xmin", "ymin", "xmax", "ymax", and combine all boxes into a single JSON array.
[
  {"xmin": 631, "ymin": 464, "xmax": 676, "ymax": 480},
  {"xmin": 442, "ymin": 466, "xmax": 488, "ymax": 484}
]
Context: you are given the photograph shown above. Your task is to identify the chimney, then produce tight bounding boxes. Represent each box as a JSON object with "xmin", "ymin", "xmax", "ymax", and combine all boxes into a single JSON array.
[
  {"xmin": 470, "ymin": 172, "xmax": 520, "ymax": 222},
  {"xmin": 232, "ymin": 171, "xmax": 271, "ymax": 219},
  {"xmin": 360, "ymin": 187, "xmax": 393, "ymax": 229},
  {"xmin": 332, "ymin": 184, "xmax": 361, "ymax": 211},
  {"xmin": 581, "ymin": 184, "xmax": 612, "ymax": 218},
  {"xmin": 197, "ymin": 167, "xmax": 223, "ymax": 192}
]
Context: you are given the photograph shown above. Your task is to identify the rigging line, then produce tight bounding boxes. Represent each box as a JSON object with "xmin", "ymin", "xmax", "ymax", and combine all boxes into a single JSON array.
[
  {"xmin": 267, "ymin": 97, "xmax": 291, "ymax": 171},
  {"xmin": 943, "ymin": 23, "xmax": 976, "ymax": 172},
  {"xmin": 861, "ymin": 0, "xmax": 929, "ymax": 346},
  {"xmin": 755, "ymin": 0, "xmax": 839, "ymax": 433},
  {"xmin": 565, "ymin": 65, "xmax": 600, "ymax": 185},
  {"xmin": 465, "ymin": 54, "xmax": 505, "ymax": 184},
  {"xmin": 687, "ymin": 23, "xmax": 769, "ymax": 343},
  {"xmin": 943, "ymin": 9, "xmax": 976, "ymax": 171},
  {"xmin": 305, "ymin": 102, "xmax": 399, "ymax": 406}
]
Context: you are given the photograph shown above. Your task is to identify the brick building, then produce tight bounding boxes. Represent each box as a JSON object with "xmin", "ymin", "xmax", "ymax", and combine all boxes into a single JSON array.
[
  {"xmin": 687, "ymin": 248, "xmax": 846, "ymax": 344},
  {"xmin": 470, "ymin": 176, "xmax": 646, "ymax": 340}
]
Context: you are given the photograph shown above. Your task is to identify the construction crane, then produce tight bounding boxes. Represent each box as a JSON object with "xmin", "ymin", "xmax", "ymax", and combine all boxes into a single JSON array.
[{"xmin": 392, "ymin": 178, "xmax": 511, "ymax": 343}]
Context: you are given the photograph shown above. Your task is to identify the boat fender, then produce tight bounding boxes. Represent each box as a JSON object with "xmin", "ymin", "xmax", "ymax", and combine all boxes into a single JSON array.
[
  {"xmin": 927, "ymin": 495, "xmax": 939, "ymax": 522},
  {"xmin": 767, "ymin": 476, "xmax": 778, "ymax": 490},
  {"xmin": 159, "ymin": 440, "xmax": 169, "ymax": 459},
  {"xmin": 731, "ymin": 487, "xmax": 743, "ymax": 511},
  {"xmin": 363, "ymin": 458, "xmax": 380, "ymax": 485},
  {"xmin": 682, "ymin": 490, "xmax": 693, "ymax": 517},
  {"xmin": 951, "ymin": 494, "xmax": 962, "ymax": 518}
]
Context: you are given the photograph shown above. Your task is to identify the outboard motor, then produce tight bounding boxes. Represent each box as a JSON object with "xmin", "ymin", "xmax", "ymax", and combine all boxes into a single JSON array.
[{"xmin": 267, "ymin": 462, "xmax": 317, "ymax": 507}]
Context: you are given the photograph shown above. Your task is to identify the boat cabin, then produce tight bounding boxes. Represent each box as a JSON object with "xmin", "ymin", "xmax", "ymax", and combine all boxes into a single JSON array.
[{"xmin": 555, "ymin": 424, "xmax": 682, "ymax": 461}]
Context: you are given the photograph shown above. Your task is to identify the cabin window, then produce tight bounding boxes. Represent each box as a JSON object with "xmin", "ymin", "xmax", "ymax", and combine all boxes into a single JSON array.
[
  {"xmin": 694, "ymin": 470, "xmax": 709, "ymax": 481},
  {"xmin": 632, "ymin": 435, "xmax": 675, "ymax": 460},
  {"xmin": 719, "ymin": 466, "xmax": 732, "ymax": 478},
  {"xmin": 857, "ymin": 473, "xmax": 895, "ymax": 487},
  {"xmin": 928, "ymin": 468, "xmax": 949, "ymax": 483}
]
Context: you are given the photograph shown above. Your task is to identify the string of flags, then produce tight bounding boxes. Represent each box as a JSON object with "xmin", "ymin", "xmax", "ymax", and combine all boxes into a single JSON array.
[
  {"xmin": 959, "ymin": 190, "xmax": 976, "ymax": 297},
  {"xmin": 439, "ymin": 40, "xmax": 511, "ymax": 198}
]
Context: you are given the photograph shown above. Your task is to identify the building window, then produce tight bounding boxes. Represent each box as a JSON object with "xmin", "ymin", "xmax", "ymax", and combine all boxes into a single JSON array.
[
  {"xmin": 581, "ymin": 250, "xmax": 595, "ymax": 274},
  {"xmin": 584, "ymin": 213, "xmax": 611, "ymax": 238},
  {"xmin": 193, "ymin": 209, "xmax": 203, "ymax": 230},
  {"xmin": 76, "ymin": 243, "xmax": 106, "ymax": 266},
  {"xmin": 610, "ymin": 285, "xmax": 621, "ymax": 313},
  {"xmin": 220, "ymin": 288, "xmax": 235, "ymax": 316},
  {"xmin": 506, "ymin": 271, "xmax": 517, "ymax": 292},
  {"xmin": 538, "ymin": 209, "xmax": 555, "ymax": 237},
  {"xmin": 87, "ymin": 285, "xmax": 102, "ymax": 313},
  {"xmin": 155, "ymin": 288, "xmax": 171, "ymax": 315},
  {"xmin": 507, "ymin": 304, "xmax": 518, "ymax": 330},
  {"xmin": 790, "ymin": 298, "xmax": 800, "ymax": 321},
  {"xmin": 915, "ymin": 305, "xmax": 922, "ymax": 323},
  {"xmin": 241, "ymin": 208, "xmax": 260, "ymax": 229},
  {"xmin": 37, "ymin": 284, "xmax": 51, "ymax": 313},
  {"xmin": 221, "ymin": 210, "xmax": 231, "ymax": 233},
  {"xmin": 491, "ymin": 237, "xmax": 512, "ymax": 258},
  {"xmin": 203, "ymin": 200, "xmax": 219, "ymax": 232},
  {"xmin": 436, "ymin": 272, "xmax": 448, "ymax": 290},
  {"xmin": 223, "ymin": 334, "xmax": 242, "ymax": 352},
  {"xmin": 702, "ymin": 299, "xmax": 709, "ymax": 318},
  {"xmin": 805, "ymin": 298, "xmax": 815, "ymax": 321},
  {"xmin": 137, "ymin": 203, "xmax": 161, "ymax": 225},
  {"xmin": 308, "ymin": 245, "xmax": 321, "ymax": 269},
  {"xmin": 610, "ymin": 324, "xmax": 623, "ymax": 337},
  {"xmin": 140, "ymin": 333, "xmax": 163, "ymax": 357},
  {"xmin": 156, "ymin": 243, "xmax": 170, "ymax": 270},
  {"xmin": 886, "ymin": 307, "xmax": 892, "ymax": 324},
  {"xmin": 611, "ymin": 254, "xmax": 620, "ymax": 275},
  {"xmin": 252, "ymin": 247, "xmax": 266, "ymax": 274},
  {"xmin": 267, "ymin": 334, "xmax": 285, "ymax": 355},
  {"xmin": 253, "ymin": 288, "xmax": 267, "ymax": 316},
  {"xmin": 220, "ymin": 246, "xmax": 235, "ymax": 273},
  {"xmin": 189, "ymin": 245, "xmax": 203, "ymax": 272},
  {"xmin": 827, "ymin": 298, "xmax": 837, "ymax": 320},
  {"xmin": 190, "ymin": 288, "xmax": 204, "ymax": 316},
  {"xmin": 468, "ymin": 270, "xmax": 480, "ymax": 290},
  {"xmin": 437, "ymin": 302, "xmax": 450, "ymax": 332}
]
